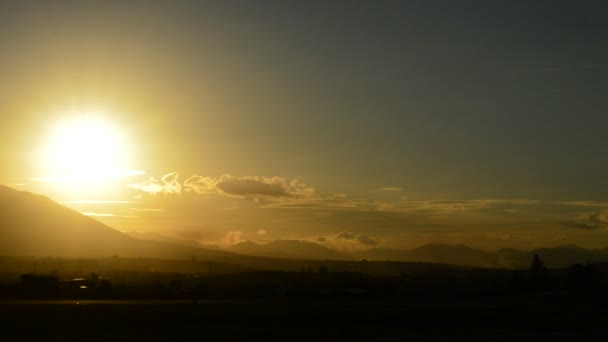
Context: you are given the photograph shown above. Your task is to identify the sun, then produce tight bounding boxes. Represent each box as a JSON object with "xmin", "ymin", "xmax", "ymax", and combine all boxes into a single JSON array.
[{"xmin": 39, "ymin": 115, "xmax": 138, "ymax": 186}]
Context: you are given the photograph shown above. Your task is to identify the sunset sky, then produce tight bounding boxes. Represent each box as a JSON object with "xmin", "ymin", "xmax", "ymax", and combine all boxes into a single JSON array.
[{"xmin": 1, "ymin": 1, "xmax": 608, "ymax": 250}]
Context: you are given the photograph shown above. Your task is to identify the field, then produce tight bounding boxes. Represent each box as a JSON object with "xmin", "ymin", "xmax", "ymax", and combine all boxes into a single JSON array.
[{"xmin": 2, "ymin": 294, "xmax": 608, "ymax": 341}]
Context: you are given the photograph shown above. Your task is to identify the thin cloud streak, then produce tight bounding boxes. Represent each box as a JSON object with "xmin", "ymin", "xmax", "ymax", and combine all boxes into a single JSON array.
[
  {"xmin": 65, "ymin": 200, "xmax": 141, "ymax": 204},
  {"xmin": 81, "ymin": 212, "xmax": 116, "ymax": 217},
  {"xmin": 32, "ymin": 170, "xmax": 145, "ymax": 183},
  {"xmin": 129, "ymin": 208, "xmax": 165, "ymax": 212}
]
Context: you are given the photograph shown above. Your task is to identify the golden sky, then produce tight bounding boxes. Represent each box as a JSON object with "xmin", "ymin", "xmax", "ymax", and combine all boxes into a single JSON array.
[{"xmin": 1, "ymin": 1, "xmax": 608, "ymax": 250}]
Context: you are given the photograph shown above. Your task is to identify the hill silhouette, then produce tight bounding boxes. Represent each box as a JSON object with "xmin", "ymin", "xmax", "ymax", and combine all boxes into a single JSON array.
[
  {"xmin": 228, "ymin": 240, "xmax": 351, "ymax": 260},
  {"xmin": 350, "ymin": 244, "xmax": 500, "ymax": 267},
  {"xmin": 3, "ymin": 185, "xmax": 608, "ymax": 269},
  {"xmin": 125, "ymin": 231, "xmax": 221, "ymax": 250},
  {"xmin": 0, "ymin": 185, "xmax": 232, "ymax": 259}
]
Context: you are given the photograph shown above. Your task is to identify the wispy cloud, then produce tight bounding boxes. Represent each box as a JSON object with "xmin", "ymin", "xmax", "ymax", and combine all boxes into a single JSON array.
[
  {"xmin": 554, "ymin": 201, "xmax": 608, "ymax": 208},
  {"xmin": 316, "ymin": 231, "xmax": 380, "ymax": 250},
  {"xmin": 335, "ymin": 231, "xmax": 379, "ymax": 247},
  {"xmin": 262, "ymin": 197, "xmax": 541, "ymax": 215},
  {"xmin": 337, "ymin": 232, "xmax": 356, "ymax": 240},
  {"xmin": 128, "ymin": 172, "xmax": 181, "ymax": 195},
  {"xmin": 381, "ymin": 187, "xmax": 403, "ymax": 192},
  {"xmin": 65, "ymin": 200, "xmax": 140, "ymax": 205},
  {"xmin": 565, "ymin": 211, "xmax": 608, "ymax": 230},
  {"xmin": 81, "ymin": 212, "xmax": 116, "ymax": 217},
  {"xmin": 357, "ymin": 235, "xmax": 379, "ymax": 246},
  {"xmin": 222, "ymin": 231, "xmax": 244, "ymax": 245},
  {"xmin": 129, "ymin": 208, "xmax": 165, "ymax": 212}
]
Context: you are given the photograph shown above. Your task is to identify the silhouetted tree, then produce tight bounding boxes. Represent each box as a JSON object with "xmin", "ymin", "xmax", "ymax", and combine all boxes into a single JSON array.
[
  {"xmin": 529, "ymin": 254, "xmax": 546, "ymax": 277},
  {"xmin": 528, "ymin": 254, "xmax": 550, "ymax": 291}
]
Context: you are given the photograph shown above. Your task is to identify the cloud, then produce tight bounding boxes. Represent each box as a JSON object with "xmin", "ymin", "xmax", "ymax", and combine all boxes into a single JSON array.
[
  {"xmin": 66, "ymin": 200, "xmax": 140, "ymax": 204},
  {"xmin": 215, "ymin": 176, "xmax": 292, "ymax": 197},
  {"xmin": 381, "ymin": 187, "xmax": 403, "ymax": 192},
  {"xmin": 256, "ymin": 229, "xmax": 267, "ymax": 236},
  {"xmin": 337, "ymin": 231, "xmax": 356, "ymax": 240},
  {"xmin": 183, "ymin": 175, "xmax": 216, "ymax": 194},
  {"xmin": 356, "ymin": 235, "xmax": 379, "ymax": 246},
  {"xmin": 318, "ymin": 232, "xmax": 380, "ymax": 250},
  {"xmin": 128, "ymin": 172, "xmax": 182, "ymax": 195},
  {"xmin": 264, "ymin": 198, "xmax": 541, "ymax": 215},
  {"xmin": 133, "ymin": 173, "xmax": 320, "ymax": 200},
  {"xmin": 81, "ymin": 212, "xmax": 136, "ymax": 218},
  {"xmin": 555, "ymin": 201, "xmax": 608, "ymax": 208},
  {"xmin": 130, "ymin": 208, "xmax": 165, "ymax": 212},
  {"xmin": 222, "ymin": 231, "xmax": 244, "ymax": 245},
  {"xmin": 161, "ymin": 172, "xmax": 182, "ymax": 194},
  {"xmin": 130, "ymin": 173, "xmax": 551, "ymax": 224},
  {"xmin": 210, "ymin": 175, "xmax": 319, "ymax": 199},
  {"xmin": 81, "ymin": 212, "xmax": 116, "ymax": 217},
  {"xmin": 567, "ymin": 211, "xmax": 608, "ymax": 230}
]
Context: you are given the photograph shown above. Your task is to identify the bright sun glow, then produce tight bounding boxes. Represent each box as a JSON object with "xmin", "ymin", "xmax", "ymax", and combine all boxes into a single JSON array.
[{"xmin": 39, "ymin": 115, "xmax": 141, "ymax": 186}]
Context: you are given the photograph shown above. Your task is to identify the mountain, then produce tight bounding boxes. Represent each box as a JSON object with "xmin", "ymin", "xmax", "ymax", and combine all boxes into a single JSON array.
[
  {"xmin": 228, "ymin": 240, "xmax": 352, "ymax": 260},
  {"xmin": 352, "ymin": 244, "xmax": 608, "ymax": 269},
  {"xmin": 408, "ymin": 244, "xmax": 500, "ymax": 267},
  {"xmin": 4, "ymin": 185, "xmax": 608, "ymax": 269},
  {"xmin": 125, "ymin": 231, "xmax": 221, "ymax": 250},
  {"xmin": 0, "ymin": 185, "xmax": 232, "ymax": 259},
  {"xmin": 351, "ymin": 244, "xmax": 501, "ymax": 268},
  {"xmin": 497, "ymin": 245, "xmax": 605, "ymax": 269}
]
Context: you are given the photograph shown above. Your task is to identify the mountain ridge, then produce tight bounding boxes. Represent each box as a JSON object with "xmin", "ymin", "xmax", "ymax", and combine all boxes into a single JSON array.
[
  {"xmin": 0, "ymin": 185, "xmax": 234, "ymax": 259},
  {"xmin": 2, "ymin": 185, "xmax": 608, "ymax": 269},
  {"xmin": 228, "ymin": 239, "xmax": 352, "ymax": 260}
]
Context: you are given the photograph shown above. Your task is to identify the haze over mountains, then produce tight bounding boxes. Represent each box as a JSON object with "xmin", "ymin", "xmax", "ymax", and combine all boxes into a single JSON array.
[
  {"xmin": 227, "ymin": 240, "xmax": 351, "ymax": 261},
  {"xmin": 0, "ymin": 185, "xmax": 232, "ymax": 260},
  {"xmin": 2, "ymin": 185, "xmax": 608, "ymax": 269},
  {"xmin": 221, "ymin": 240, "xmax": 608, "ymax": 269}
]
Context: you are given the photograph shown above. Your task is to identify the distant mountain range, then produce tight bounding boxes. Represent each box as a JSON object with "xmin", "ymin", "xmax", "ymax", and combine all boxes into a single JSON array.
[
  {"xmin": 2, "ymin": 185, "xmax": 608, "ymax": 269},
  {"xmin": 227, "ymin": 240, "xmax": 351, "ymax": 261},
  {"xmin": 125, "ymin": 231, "xmax": 221, "ymax": 250},
  {"xmin": 351, "ymin": 244, "xmax": 500, "ymax": 268},
  {"xmin": 350, "ymin": 244, "xmax": 608, "ymax": 269},
  {"xmin": 220, "ymin": 240, "xmax": 608, "ymax": 268}
]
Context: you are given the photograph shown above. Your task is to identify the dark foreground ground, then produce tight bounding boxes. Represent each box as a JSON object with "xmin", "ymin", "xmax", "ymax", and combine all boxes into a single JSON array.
[
  {"xmin": 3, "ymin": 259, "xmax": 608, "ymax": 340},
  {"xmin": 2, "ymin": 295, "xmax": 608, "ymax": 341}
]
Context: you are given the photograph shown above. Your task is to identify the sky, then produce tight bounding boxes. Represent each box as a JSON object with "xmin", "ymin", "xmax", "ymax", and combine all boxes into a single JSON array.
[{"xmin": 1, "ymin": 0, "xmax": 608, "ymax": 251}]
